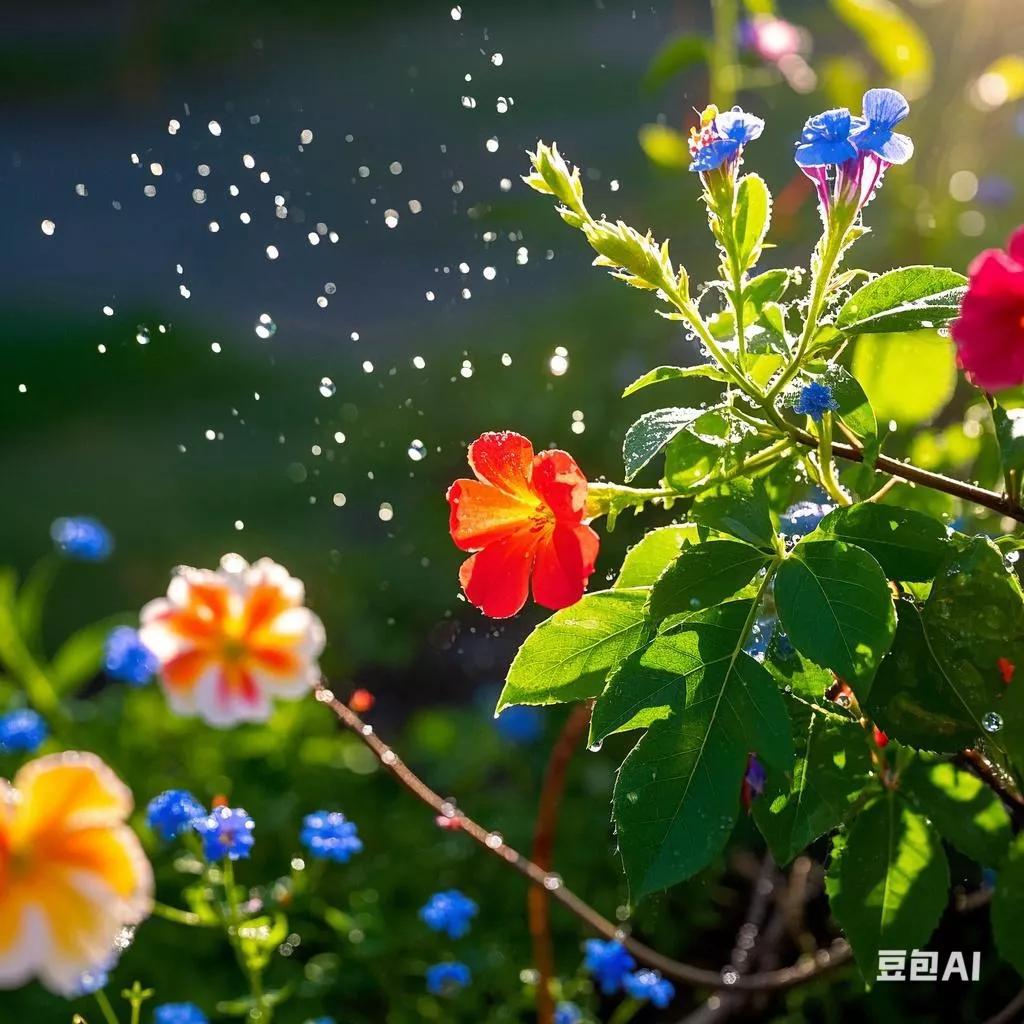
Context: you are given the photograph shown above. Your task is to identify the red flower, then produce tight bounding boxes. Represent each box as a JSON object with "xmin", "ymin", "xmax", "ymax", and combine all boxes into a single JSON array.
[
  {"xmin": 349, "ymin": 688, "xmax": 375, "ymax": 713},
  {"xmin": 952, "ymin": 226, "xmax": 1024, "ymax": 391},
  {"xmin": 447, "ymin": 431, "xmax": 599, "ymax": 618},
  {"xmin": 872, "ymin": 725, "xmax": 889, "ymax": 748},
  {"xmin": 998, "ymin": 657, "xmax": 1016, "ymax": 686}
]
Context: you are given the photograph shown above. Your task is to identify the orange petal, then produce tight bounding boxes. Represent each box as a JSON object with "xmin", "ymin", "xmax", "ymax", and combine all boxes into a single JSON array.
[
  {"xmin": 242, "ymin": 582, "xmax": 293, "ymax": 634},
  {"xmin": 447, "ymin": 478, "xmax": 534, "ymax": 551},
  {"xmin": 247, "ymin": 644, "xmax": 302, "ymax": 678},
  {"xmin": 163, "ymin": 648, "xmax": 213, "ymax": 691},
  {"xmin": 459, "ymin": 528, "xmax": 538, "ymax": 618},
  {"xmin": 12, "ymin": 754, "xmax": 132, "ymax": 842},
  {"xmin": 467, "ymin": 431, "xmax": 535, "ymax": 497}
]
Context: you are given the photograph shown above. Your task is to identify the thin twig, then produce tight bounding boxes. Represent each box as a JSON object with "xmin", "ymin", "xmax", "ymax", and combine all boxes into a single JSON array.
[
  {"xmin": 983, "ymin": 988, "xmax": 1024, "ymax": 1024},
  {"xmin": 313, "ymin": 683, "xmax": 852, "ymax": 992},
  {"xmin": 529, "ymin": 703, "xmax": 592, "ymax": 1024}
]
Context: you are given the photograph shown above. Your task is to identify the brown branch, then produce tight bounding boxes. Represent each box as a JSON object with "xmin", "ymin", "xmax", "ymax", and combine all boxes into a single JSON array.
[
  {"xmin": 790, "ymin": 427, "xmax": 1024, "ymax": 524},
  {"xmin": 958, "ymin": 749, "xmax": 1024, "ymax": 830},
  {"xmin": 529, "ymin": 703, "xmax": 592, "ymax": 1024},
  {"xmin": 314, "ymin": 683, "xmax": 852, "ymax": 992}
]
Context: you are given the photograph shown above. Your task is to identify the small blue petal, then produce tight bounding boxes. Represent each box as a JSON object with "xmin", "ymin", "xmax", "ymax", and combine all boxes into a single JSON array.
[
  {"xmin": 50, "ymin": 517, "xmax": 113, "ymax": 562},
  {"xmin": 193, "ymin": 806, "xmax": 255, "ymax": 861},
  {"xmin": 688, "ymin": 138, "xmax": 741, "ymax": 172},
  {"xmin": 623, "ymin": 969, "xmax": 676, "ymax": 1008},
  {"xmin": 715, "ymin": 108, "xmax": 765, "ymax": 145},
  {"xmin": 0, "ymin": 709, "xmax": 48, "ymax": 754},
  {"xmin": 850, "ymin": 125, "xmax": 914, "ymax": 165},
  {"xmin": 153, "ymin": 1004, "xmax": 209, "ymax": 1024},
  {"xmin": 554, "ymin": 1003, "xmax": 583, "ymax": 1024},
  {"xmin": 494, "ymin": 705, "xmax": 543, "ymax": 743},
  {"xmin": 300, "ymin": 810, "xmax": 363, "ymax": 863},
  {"xmin": 793, "ymin": 382, "xmax": 839, "ymax": 422},
  {"xmin": 146, "ymin": 789, "xmax": 207, "ymax": 841},
  {"xmin": 584, "ymin": 939, "xmax": 636, "ymax": 994},
  {"xmin": 425, "ymin": 961, "xmax": 471, "ymax": 996},
  {"xmin": 861, "ymin": 88, "xmax": 909, "ymax": 129},
  {"xmin": 419, "ymin": 890, "xmax": 479, "ymax": 939},
  {"xmin": 104, "ymin": 627, "xmax": 158, "ymax": 686},
  {"xmin": 795, "ymin": 137, "xmax": 858, "ymax": 167}
]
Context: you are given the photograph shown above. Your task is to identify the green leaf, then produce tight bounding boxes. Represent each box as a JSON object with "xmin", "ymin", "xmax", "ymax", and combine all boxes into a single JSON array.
[
  {"xmin": 497, "ymin": 590, "xmax": 650, "ymax": 711},
  {"xmin": 831, "ymin": 0, "xmax": 933, "ymax": 100},
  {"xmin": 754, "ymin": 701, "xmax": 872, "ymax": 864},
  {"xmin": 836, "ymin": 267, "xmax": 966, "ymax": 335},
  {"xmin": 612, "ymin": 602, "xmax": 793, "ymax": 895},
  {"xmin": 900, "ymin": 758, "xmax": 1012, "ymax": 866},
  {"xmin": 50, "ymin": 615, "xmax": 132, "ymax": 694},
  {"xmin": 622, "ymin": 364, "xmax": 731, "ymax": 397},
  {"xmin": 826, "ymin": 792, "xmax": 949, "ymax": 982},
  {"xmin": 815, "ymin": 504, "xmax": 948, "ymax": 582},
  {"xmin": 992, "ymin": 833, "xmax": 1024, "ymax": 976},
  {"xmin": 852, "ymin": 330, "xmax": 957, "ymax": 426},
  {"xmin": 638, "ymin": 124, "xmax": 692, "ymax": 170},
  {"xmin": 992, "ymin": 401, "xmax": 1024, "ymax": 500},
  {"xmin": 647, "ymin": 540, "xmax": 771, "ymax": 625},
  {"xmin": 775, "ymin": 539, "xmax": 896, "ymax": 691},
  {"xmin": 615, "ymin": 525, "xmax": 699, "ymax": 590},
  {"xmin": 644, "ymin": 33, "xmax": 710, "ymax": 92},
  {"xmin": 745, "ymin": 269, "xmax": 793, "ymax": 311},
  {"xmin": 623, "ymin": 407, "xmax": 702, "ymax": 481},
  {"xmin": 866, "ymin": 538, "xmax": 1024, "ymax": 765},
  {"xmin": 692, "ymin": 477, "xmax": 774, "ymax": 548},
  {"xmin": 733, "ymin": 174, "xmax": 771, "ymax": 273},
  {"xmin": 664, "ymin": 410, "xmax": 765, "ymax": 493},
  {"xmin": 821, "ymin": 366, "xmax": 879, "ymax": 467},
  {"xmin": 764, "ymin": 634, "xmax": 836, "ymax": 707},
  {"xmin": 13, "ymin": 556, "xmax": 58, "ymax": 654}
]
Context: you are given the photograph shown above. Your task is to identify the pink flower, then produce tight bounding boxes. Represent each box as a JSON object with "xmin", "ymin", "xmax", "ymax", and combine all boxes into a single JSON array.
[{"xmin": 952, "ymin": 226, "xmax": 1024, "ymax": 391}]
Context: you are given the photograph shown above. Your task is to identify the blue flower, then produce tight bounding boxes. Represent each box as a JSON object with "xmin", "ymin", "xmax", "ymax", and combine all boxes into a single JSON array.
[
  {"xmin": 779, "ymin": 500, "xmax": 833, "ymax": 536},
  {"xmin": 555, "ymin": 1003, "xmax": 583, "ymax": 1024},
  {"xmin": 494, "ymin": 705, "xmax": 543, "ymax": 743},
  {"xmin": 794, "ymin": 108, "xmax": 861, "ymax": 167},
  {"xmin": 68, "ymin": 967, "xmax": 109, "ymax": 997},
  {"xmin": 425, "ymin": 961, "xmax": 471, "ymax": 996},
  {"xmin": 584, "ymin": 939, "xmax": 636, "ymax": 994},
  {"xmin": 50, "ymin": 516, "xmax": 113, "ymax": 561},
  {"xmin": 849, "ymin": 88, "xmax": 913, "ymax": 166},
  {"xmin": 623, "ymin": 969, "xmax": 676, "ymax": 1008},
  {"xmin": 154, "ymin": 1004, "xmax": 209, "ymax": 1024},
  {"xmin": 743, "ymin": 754, "xmax": 767, "ymax": 801},
  {"xmin": 419, "ymin": 889, "xmax": 479, "ymax": 939},
  {"xmin": 146, "ymin": 789, "xmax": 207, "ymax": 841},
  {"xmin": 793, "ymin": 381, "xmax": 839, "ymax": 422},
  {"xmin": 300, "ymin": 811, "xmax": 363, "ymax": 863},
  {"xmin": 104, "ymin": 626, "xmax": 158, "ymax": 686},
  {"xmin": 689, "ymin": 107, "xmax": 765, "ymax": 173},
  {"xmin": 193, "ymin": 806, "xmax": 255, "ymax": 861},
  {"xmin": 0, "ymin": 709, "xmax": 48, "ymax": 754}
]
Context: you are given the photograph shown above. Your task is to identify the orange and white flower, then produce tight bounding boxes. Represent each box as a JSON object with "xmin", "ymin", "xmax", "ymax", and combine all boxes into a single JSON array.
[
  {"xmin": 0, "ymin": 752, "xmax": 152, "ymax": 995},
  {"xmin": 140, "ymin": 554, "xmax": 326, "ymax": 728}
]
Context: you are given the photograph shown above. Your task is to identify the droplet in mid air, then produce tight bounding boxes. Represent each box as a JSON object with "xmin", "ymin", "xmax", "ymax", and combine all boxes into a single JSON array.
[
  {"xmin": 318, "ymin": 377, "xmax": 336, "ymax": 398},
  {"xmin": 407, "ymin": 439, "xmax": 427, "ymax": 462},
  {"xmin": 982, "ymin": 711, "xmax": 1004, "ymax": 734}
]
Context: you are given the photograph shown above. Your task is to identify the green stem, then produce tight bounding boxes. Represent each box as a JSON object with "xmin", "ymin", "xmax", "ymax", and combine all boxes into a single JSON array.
[
  {"xmin": 222, "ymin": 860, "xmax": 271, "ymax": 1023},
  {"xmin": 608, "ymin": 998, "xmax": 645, "ymax": 1024},
  {"xmin": 152, "ymin": 901, "xmax": 214, "ymax": 927},
  {"xmin": 815, "ymin": 414, "xmax": 851, "ymax": 506},
  {"xmin": 709, "ymin": 0, "xmax": 739, "ymax": 109},
  {"xmin": 93, "ymin": 990, "xmax": 120, "ymax": 1024},
  {"xmin": 0, "ymin": 600, "xmax": 63, "ymax": 720}
]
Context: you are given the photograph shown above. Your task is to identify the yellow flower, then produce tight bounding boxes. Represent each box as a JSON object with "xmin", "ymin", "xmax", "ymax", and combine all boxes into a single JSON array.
[{"xmin": 0, "ymin": 752, "xmax": 153, "ymax": 995}]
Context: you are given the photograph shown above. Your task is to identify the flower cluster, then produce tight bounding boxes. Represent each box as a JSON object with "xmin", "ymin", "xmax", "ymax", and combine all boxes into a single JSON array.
[
  {"xmin": 447, "ymin": 431, "xmax": 599, "ymax": 618},
  {"xmin": 583, "ymin": 939, "xmax": 635, "ymax": 994},
  {"xmin": 555, "ymin": 1003, "xmax": 583, "ymax": 1024},
  {"xmin": 300, "ymin": 811, "xmax": 363, "ymax": 863},
  {"xmin": 0, "ymin": 708, "xmax": 47, "ymax": 754},
  {"xmin": 0, "ymin": 752, "xmax": 153, "ymax": 994},
  {"xmin": 146, "ymin": 788, "xmax": 207, "ymax": 841},
  {"xmin": 623, "ymin": 968, "xmax": 676, "ymax": 1008},
  {"xmin": 795, "ymin": 89, "xmax": 913, "ymax": 220},
  {"xmin": 688, "ymin": 104, "xmax": 764, "ymax": 176},
  {"xmin": 50, "ymin": 516, "xmax": 113, "ymax": 561},
  {"xmin": 793, "ymin": 381, "xmax": 839, "ymax": 422},
  {"xmin": 139, "ymin": 554, "xmax": 326, "ymax": 728},
  {"xmin": 192, "ymin": 806, "xmax": 255, "ymax": 861},
  {"xmin": 419, "ymin": 890, "xmax": 478, "ymax": 939}
]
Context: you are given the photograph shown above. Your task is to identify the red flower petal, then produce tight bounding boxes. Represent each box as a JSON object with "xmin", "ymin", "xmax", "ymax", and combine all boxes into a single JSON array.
[
  {"xmin": 530, "ymin": 449, "xmax": 589, "ymax": 523},
  {"xmin": 458, "ymin": 527, "xmax": 538, "ymax": 618},
  {"xmin": 531, "ymin": 522, "xmax": 599, "ymax": 610},
  {"xmin": 447, "ymin": 478, "xmax": 534, "ymax": 551},
  {"xmin": 467, "ymin": 431, "xmax": 535, "ymax": 497}
]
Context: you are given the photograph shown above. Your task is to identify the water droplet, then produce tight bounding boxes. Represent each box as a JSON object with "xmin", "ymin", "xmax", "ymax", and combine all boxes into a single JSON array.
[
  {"xmin": 407, "ymin": 439, "xmax": 427, "ymax": 461},
  {"xmin": 208, "ymin": 120, "xmax": 222, "ymax": 137},
  {"xmin": 384, "ymin": 208, "xmax": 399, "ymax": 228},
  {"xmin": 254, "ymin": 313, "xmax": 276, "ymax": 339},
  {"xmin": 299, "ymin": 128, "xmax": 313, "ymax": 145},
  {"xmin": 982, "ymin": 711, "xmax": 1004, "ymax": 734},
  {"xmin": 450, "ymin": 6, "xmax": 462, "ymax": 20},
  {"xmin": 266, "ymin": 245, "xmax": 279, "ymax": 260},
  {"xmin": 378, "ymin": 502, "xmax": 394, "ymax": 522},
  {"xmin": 318, "ymin": 377, "xmax": 336, "ymax": 398},
  {"xmin": 40, "ymin": 219, "xmax": 55, "ymax": 236},
  {"xmin": 485, "ymin": 832, "xmax": 503, "ymax": 849},
  {"xmin": 136, "ymin": 326, "xmax": 150, "ymax": 346}
]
